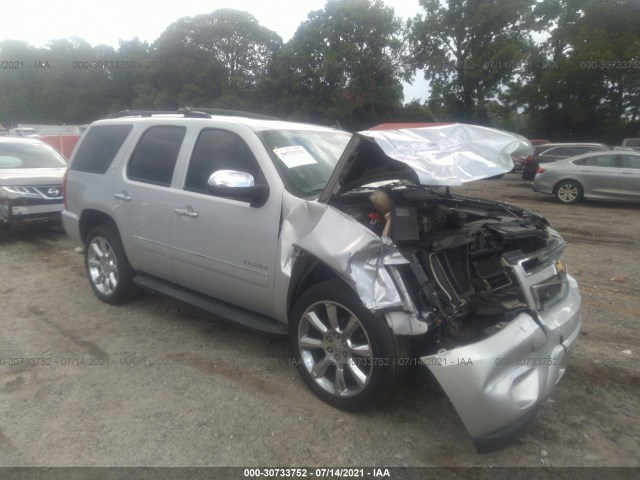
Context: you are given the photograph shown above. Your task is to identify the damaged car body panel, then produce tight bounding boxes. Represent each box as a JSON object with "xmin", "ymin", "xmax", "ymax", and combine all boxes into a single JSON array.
[
  {"xmin": 278, "ymin": 124, "xmax": 580, "ymax": 448},
  {"xmin": 279, "ymin": 200, "xmax": 405, "ymax": 312},
  {"xmin": 64, "ymin": 114, "xmax": 578, "ymax": 451},
  {"xmin": 320, "ymin": 123, "xmax": 526, "ymax": 203}
]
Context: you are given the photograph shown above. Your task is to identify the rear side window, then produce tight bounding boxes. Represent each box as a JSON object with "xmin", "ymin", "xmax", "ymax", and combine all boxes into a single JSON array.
[
  {"xmin": 127, "ymin": 126, "xmax": 186, "ymax": 186},
  {"xmin": 559, "ymin": 147, "xmax": 589, "ymax": 157},
  {"xmin": 584, "ymin": 154, "xmax": 617, "ymax": 167},
  {"xmin": 71, "ymin": 124, "xmax": 132, "ymax": 174},
  {"xmin": 538, "ymin": 147, "xmax": 561, "ymax": 156},
  {"xmin": 619, "ymin": 155, "xmax": 640, "ymax": 169}
]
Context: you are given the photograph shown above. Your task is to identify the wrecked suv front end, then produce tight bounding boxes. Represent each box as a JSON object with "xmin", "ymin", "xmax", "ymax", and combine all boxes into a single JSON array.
[{"xmin": 282, "ymin": 125, "xmax": 580, "ymax": 450}]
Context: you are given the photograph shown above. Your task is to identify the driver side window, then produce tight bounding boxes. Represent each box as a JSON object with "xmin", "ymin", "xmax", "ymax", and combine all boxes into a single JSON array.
[{"xmin": 184, "ymin": 129, "xmax": 263, "ymax": 195}]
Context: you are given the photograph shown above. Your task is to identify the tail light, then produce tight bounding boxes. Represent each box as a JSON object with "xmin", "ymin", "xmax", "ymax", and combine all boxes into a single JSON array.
[
  {"xmin": 524, "ymin": 155, "xmax": 534, "ymax": 164},
  {"xmin": 62, "ymin": 169, "xmax": 68, "ymax": 210},
  {"xmin": 536, "ymin": 167, "xmax": 546, "ymax": 174}
]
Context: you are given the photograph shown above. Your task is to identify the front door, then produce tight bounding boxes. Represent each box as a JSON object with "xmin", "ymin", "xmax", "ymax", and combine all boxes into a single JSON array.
[{"xmin": 169, "ymin": 128, "xmax": 281, "ymax": 316}]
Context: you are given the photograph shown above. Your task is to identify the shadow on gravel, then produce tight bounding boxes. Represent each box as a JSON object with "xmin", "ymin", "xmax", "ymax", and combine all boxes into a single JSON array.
[{"xmin": 0, "ymin": 224, "xmax": 66, "ymax": 245}]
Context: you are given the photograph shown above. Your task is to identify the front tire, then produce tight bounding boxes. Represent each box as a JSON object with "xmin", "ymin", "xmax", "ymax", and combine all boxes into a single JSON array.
[
  {"xmin": 289, "ymin": 280, "xmax": 407, "ymax": 411},
  {"xmin": 554, "ymin": 180, "xmax": 583, "ymax": 204},
  {"xmin": 85, "ymin": 224, "xmax": 139, "ymax": 304}
]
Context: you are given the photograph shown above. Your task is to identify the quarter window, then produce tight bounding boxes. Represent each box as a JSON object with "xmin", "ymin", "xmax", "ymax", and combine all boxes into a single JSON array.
[
  {"xmin": 71, "ymin": 124, "xmax": 132, "ymax": 174},
  {"xmin": 127, "ymin": 126, "xmax": 186, "ymax": 186}
]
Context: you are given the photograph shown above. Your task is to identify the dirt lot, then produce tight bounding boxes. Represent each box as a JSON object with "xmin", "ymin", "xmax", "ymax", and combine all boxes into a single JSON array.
[{"xmin": 1, "ymin": 174, "xmax": 639, "ymax": 469}]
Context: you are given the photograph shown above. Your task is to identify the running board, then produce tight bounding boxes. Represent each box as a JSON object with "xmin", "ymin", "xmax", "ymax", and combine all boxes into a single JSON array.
[{"xmin": 133, "ymin": 275, "xmax": 288, "ymax": 335}]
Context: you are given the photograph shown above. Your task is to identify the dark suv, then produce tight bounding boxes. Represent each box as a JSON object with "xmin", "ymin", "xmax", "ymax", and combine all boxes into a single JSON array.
[{"xmin": 521, "ymin": 143, "xmax": 610, "ymax": 180}]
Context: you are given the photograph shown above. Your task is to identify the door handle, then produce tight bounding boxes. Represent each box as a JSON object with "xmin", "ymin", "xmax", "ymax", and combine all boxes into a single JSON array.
[
  {"xmin": 113, "ymin": 192, "xmax": 131, "ymax": 201},
  {"xmin": 174, "ymin": 208, "xmax": 198, "ymax": 218},
  {"xmin": 621, "ymin": 171, "xmax": 634, "ymax": 175}
]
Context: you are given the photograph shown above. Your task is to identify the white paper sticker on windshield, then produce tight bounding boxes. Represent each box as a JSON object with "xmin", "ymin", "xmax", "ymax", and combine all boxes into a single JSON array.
[{"xmin": 273, "ymin": 146, "xmax": 317, "ymax": 168}]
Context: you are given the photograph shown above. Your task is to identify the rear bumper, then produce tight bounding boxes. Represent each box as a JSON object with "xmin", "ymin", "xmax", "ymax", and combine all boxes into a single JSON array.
[
  {"xmin": 421, "ymin": 276, "xmax": 581, "ymax": 449},
  {"xmin": 61, "ymin": 209, "xmax": 81, "ymax": 243},
  {"xmin": 531, "ymin": 176, "xmax": 554, "ymax": 195}
]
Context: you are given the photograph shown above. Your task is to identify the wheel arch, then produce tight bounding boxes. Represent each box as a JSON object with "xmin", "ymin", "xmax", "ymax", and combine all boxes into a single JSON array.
[
  {"xmin": 286, "ymin": 250, "xmax": 355, "ymax": 318},
  {"xmin": 79, "ymin": 209, "xmax": 118, "ymax": 245}
]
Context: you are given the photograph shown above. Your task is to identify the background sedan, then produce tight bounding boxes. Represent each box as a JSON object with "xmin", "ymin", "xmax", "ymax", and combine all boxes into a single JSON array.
[
  {"xmin": 521, "ymin": 142, "xmax": 611, "ymax": 180},
  {"xmin": 532, "ymin": 151, "xmax": 640, "ymax": 204}
]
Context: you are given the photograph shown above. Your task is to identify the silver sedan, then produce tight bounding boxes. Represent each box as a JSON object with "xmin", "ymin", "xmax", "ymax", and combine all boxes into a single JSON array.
[{"xmin": 532, "ymin": 151, "xmax": 640, "ymax": 204}]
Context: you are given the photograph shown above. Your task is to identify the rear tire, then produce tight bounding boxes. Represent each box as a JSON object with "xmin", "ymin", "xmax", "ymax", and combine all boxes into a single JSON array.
[
  {"xmin": 554, "ymin": 180, "xmax": 583, "ymax": 204},
  {"xmin": 289, "ymin": 279, "xmax": 408, "ymax": 411},
  {"xmin": 85, "ymin": 224, "xmax": 139, "ymax": 304}
]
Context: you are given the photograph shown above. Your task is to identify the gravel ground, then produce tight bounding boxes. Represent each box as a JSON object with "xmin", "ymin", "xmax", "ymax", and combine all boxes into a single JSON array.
[{"xmin": 0, "ymin": 174, "xmax": 639, "ymax": 470}]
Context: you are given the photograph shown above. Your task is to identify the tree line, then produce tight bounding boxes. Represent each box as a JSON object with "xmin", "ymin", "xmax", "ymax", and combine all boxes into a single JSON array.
[{"xmin": 0, "ymin": 0, "xmax": 638, "ymax": 142}]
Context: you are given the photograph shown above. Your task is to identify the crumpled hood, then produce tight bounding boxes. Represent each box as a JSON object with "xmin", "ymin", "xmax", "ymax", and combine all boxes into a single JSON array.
[{"xmin": 320, "ymin": 124, "xmax": 531, "ymax": 201}]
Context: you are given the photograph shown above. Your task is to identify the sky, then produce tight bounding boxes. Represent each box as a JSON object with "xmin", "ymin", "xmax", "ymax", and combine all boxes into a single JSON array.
[{"xmin": 0, "ymin": 0, "xmax": 429, "ymax": 102}]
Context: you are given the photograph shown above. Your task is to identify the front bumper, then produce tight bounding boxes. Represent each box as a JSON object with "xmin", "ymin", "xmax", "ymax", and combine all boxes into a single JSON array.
[
  {"xmin": 421, "ymin": 275, "xmax": 581, "ymax": 451},
  {"xmin": 0, "ymin": 199, "xmax": 63, "ymax": 226}
]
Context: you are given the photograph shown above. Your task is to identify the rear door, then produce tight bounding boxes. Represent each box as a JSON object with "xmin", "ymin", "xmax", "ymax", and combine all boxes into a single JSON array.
[
  {"xmin": 573, "ymin": 154, "xmax": 621, "ymax": 197},
  {"xmin": 617, "ymin": 154, "xmax": 640, "ymax": 199},
  {"xmin": 111, "ymin": 125, "xmax": 187, "ymax": 281}
]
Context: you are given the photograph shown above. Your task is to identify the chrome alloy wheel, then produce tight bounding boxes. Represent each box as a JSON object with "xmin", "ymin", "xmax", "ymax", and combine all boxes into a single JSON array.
[
  {"xmin": 87, "ymin": 236, "xmax": 119, "ymax": 296},
  {"xmin": 297, "ymin": 301, "xmax": 373, "ymax": 398},
  {"xmin": 557, "ymin": 183, "xmax": 579, "ymax": 203}
]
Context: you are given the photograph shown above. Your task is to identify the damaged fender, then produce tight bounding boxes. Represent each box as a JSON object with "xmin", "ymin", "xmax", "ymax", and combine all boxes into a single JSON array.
[{"xmin": 278, "ymin": 199, "xmax": 416, "ymax": 324}]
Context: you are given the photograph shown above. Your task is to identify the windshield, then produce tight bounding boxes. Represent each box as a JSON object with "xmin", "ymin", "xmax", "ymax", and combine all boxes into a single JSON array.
[
  {"xmin": 0, "ymin": 142, "xmax": 67, "ymax": 169},
  {"xmin": 258, "ymin": 129, "xmax": 351, "ymax": 196}
]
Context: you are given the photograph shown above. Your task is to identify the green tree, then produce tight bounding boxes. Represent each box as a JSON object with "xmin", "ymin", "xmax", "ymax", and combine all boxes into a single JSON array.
[
  {"xmin": 153, "ymin": 9, "xmax": 282, "ymax": 108},
  {"xmin": 516, "ymin": 0, "xmax": 640, "ymax": 141},
  {"xmin": 106, "ymin": 38, "xmax": 155, "ymax": 110},
  {"xmin": 0, "ymin": 38, "xmax": 117, "ymax": 123},
  {"xmin": 0, "ymin": 40, "xmax": 40, "ymax": 124},
  {"xmin": 261, "ymin": 0, "xmax": 407, "ymax": 130},
  {"xmin": 409, "ymin": 0, "xmax": 535, "ymax": 123}
]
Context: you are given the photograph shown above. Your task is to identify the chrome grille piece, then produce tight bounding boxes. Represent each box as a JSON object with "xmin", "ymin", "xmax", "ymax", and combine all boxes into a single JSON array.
[
  {"xmin": 505, "ymin": 236, "xmax": 569, "ymax": 312},
  {"xmin": 2, "ymin": 185, "xmax": 63, "ymax": 200}
]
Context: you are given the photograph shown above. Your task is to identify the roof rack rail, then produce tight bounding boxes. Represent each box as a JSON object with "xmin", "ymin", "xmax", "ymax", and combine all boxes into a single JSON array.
[
  {"xmin": 106, "ymin": 109, "xmax": 211, "ymax": 119},
  {"xmin": 106, "ymin": 108, "xmax": 278, "ymax": 120},
  {"xmin": 193, "ymin": 108, "xmax": 278, "ymax": 120}
]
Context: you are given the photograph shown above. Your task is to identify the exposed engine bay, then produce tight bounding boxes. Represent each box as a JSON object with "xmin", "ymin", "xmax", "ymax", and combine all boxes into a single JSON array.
[{"xmin": 329, "ymin": 186, "xmax": 559, "ymax": 353}]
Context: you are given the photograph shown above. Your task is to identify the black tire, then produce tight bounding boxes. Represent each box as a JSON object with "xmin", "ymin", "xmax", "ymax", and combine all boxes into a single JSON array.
[
  {"xmin": 289, "ymin": 279, "xmax": 408, "ymax": 411},
  {"xmin": 554, "ymin": 180, "xmax": 583, "ymax": 204},
  {"xmin": 85, "ymin": 224, "xmax": 139, "ymax": 304}
]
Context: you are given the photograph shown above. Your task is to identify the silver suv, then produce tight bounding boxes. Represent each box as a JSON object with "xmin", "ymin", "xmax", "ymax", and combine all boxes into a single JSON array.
[{"xmin": 63, "ymin": 111, "xmax": 581, "ymax": 450}]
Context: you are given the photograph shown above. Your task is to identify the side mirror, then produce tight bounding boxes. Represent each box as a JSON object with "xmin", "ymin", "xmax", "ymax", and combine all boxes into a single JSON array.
[{"xmin": 207, "ymin": 170, "xmax": 269, "ymax": 208}]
